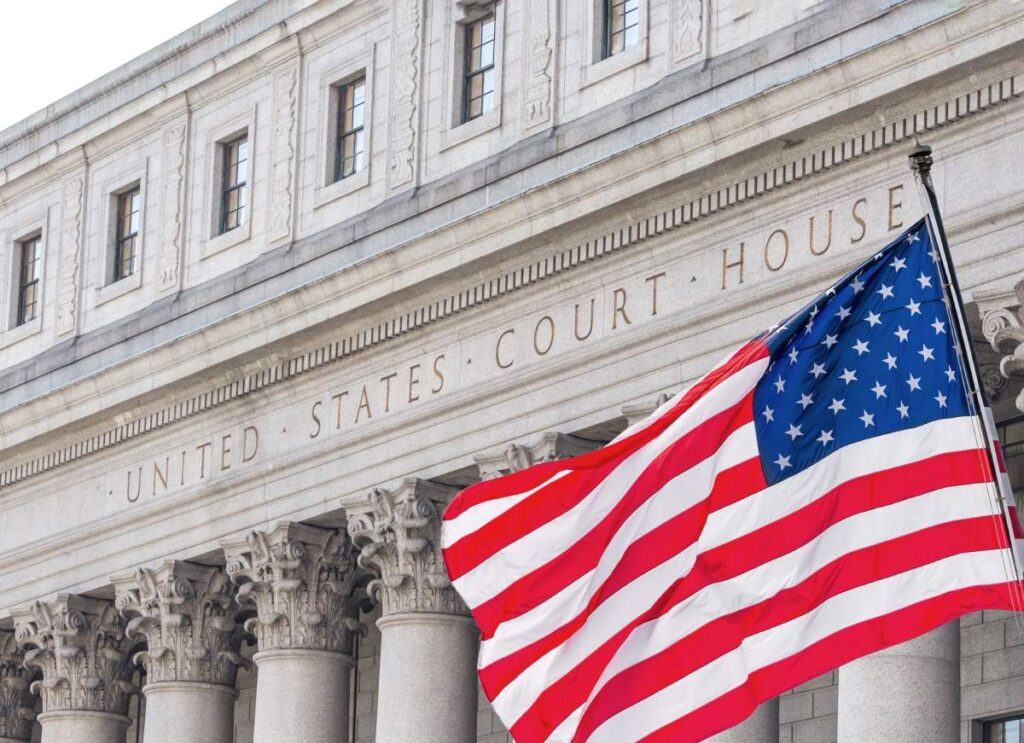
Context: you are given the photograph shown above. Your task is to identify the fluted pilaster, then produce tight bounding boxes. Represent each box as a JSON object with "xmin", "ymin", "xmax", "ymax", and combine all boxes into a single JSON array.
[
  {"xmin": 348, "ymin": 478, "xmax": 464, "ymax": 617},
  {"xmin": 0, "ymin": 632, "xmax": 35, "ymax": 742}
]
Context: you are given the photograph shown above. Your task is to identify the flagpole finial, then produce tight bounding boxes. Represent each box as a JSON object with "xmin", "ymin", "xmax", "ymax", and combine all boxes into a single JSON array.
[{"xmin": 908, "ymin": 143, "xmax": 933, "ymax": 178}]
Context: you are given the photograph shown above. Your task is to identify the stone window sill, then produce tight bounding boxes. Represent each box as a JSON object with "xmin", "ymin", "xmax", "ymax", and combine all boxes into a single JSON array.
[
  {"xmin": 314, "ymin": 167, "xmax": 371, "ymax": 210},
  {"xmin": 203, "ymin": 220, "xmax": 252, "ymax": 260},
  {"xmin": 0, "ymin": 315, "xmax": 42, "ymax": 349},
  {"xmin": 95, "ymin": 269, "xmax": 143, "ymax": 307},
  {"xmin": 580, "ymin": 41, "xmax": 648, "ymax": 89},
  {"xmin": 442, "ymin": 108, "xmax": 502, "ymax": 151}
]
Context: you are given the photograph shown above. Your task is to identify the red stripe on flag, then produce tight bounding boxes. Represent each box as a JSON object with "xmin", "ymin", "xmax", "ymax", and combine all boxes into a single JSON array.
[
  {"xmin": 442, "ymin": 340, "xmax": 768, "ymax": 521},
  {"xmin": 639, "ymin": 581, "xmax": 1019, "ymax": 743},
  {"xmin": 506, "ymin": 448, "xmax": 990, "ymax": 742},
  {"xmin": 573, "ymin": 515, "xmax": 1005, "ymax": 741},
  {"xmin": 462, "ymin": 393, "xmax": 755, "ymax": 630}
]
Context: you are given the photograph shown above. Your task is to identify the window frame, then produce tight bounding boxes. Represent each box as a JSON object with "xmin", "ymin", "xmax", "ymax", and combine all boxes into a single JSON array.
[
  {"xmin": 15, "ymin": 234, "xmax": 42, "ymax": 328},
  {"xmin": 462, "ymin": 14, "xmax": 497, "ymax": 124},
  {"xmin": 602, "ymin": 0, "xmax": 641, "ymax": 60},
  {"xmin": 580, "ymin": 0, "xmax": 648, "ymax": 89},
  {"xmin": 442, "ymin": 1, "xmax": 505, "ymax": 150},
  {"xmin": 2, "ymin": 220, "xmax": 47, "ymax": 346},
  {"xmin": 220, "ymin": 134, "xmax": 249, "ymax": 235},
  {"xmin": 333, "ymin": 76, "xmax": 367, "ymax": 183},
  {"xmin": 112, "ymin": 185, "xmax": 142, "ymax": 283},
  {"xmin": 983, "ymin": 713, "xmax": 1024, "ymax": 743}
]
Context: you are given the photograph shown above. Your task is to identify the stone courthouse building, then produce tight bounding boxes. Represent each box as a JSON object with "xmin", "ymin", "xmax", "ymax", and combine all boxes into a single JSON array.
[{"xmin": 2, "ymin": 0, "xmax": 1024, "ymax": 741}]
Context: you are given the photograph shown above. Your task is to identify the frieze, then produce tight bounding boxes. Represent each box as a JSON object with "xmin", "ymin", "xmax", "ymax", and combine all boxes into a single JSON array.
[{"xmin": 0, "ymin": 73, "xmax": 1020, "ymax": 492}]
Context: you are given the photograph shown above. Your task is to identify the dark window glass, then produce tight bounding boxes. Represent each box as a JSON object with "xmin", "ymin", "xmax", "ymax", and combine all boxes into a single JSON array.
[
  {"xmin": 334, "ymin": 77, "xmax": 366, "ymax": 182},
  {"xmin": 986, "ymin": 715, "xmax": 1024, "ymax": 743},
  {"xmin": 221, "ymin": 135, "xmax": 248, "ymax": 234},
  {"xmin": 463, "ymin": 15, "xmax": 496, "ymax": 122},
  {"xmin": 114, "ymin": 187, "xmax": 141, "ymax": 282},
  {"xmin": 604, "ymin": 0, "xmax": 640, "ymax": 58},
  {"xmin": 16, "ymin": 235, "xmax": 41, "ymax": 326}
]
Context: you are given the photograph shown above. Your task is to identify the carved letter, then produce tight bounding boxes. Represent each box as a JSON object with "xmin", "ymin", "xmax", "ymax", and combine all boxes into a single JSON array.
[
  {"xmin": 356, "ymin": 386, "xmax": 373, "ymax": 423},
  {"xmin": 534, "ymin": 316, "xmax": 555, "ymax": 355},
  {"xmin": 496, "ymin": 330, "xmax": 515, "ymax": 369},
  {"xmin": 380, "ymin": 372, "xmax": 398, "ymax": 413},
  {"xmin": 196, "ymin": 442, "xmax": 213, "ymax": 480},
  {"xmin": 408, "ymin": 364, "xmax": 421, "ymax": 403},
  {"xmin": 153, "ymin": 457, "xmax": 169, "ymax": 496},
  {"xmin": 243, "ymin": 426, "xmax": 259, "ymax": 463},
  {"xmin": 310, "ymin": 402, "xmax": 322, "ymax": 439},
  {"xmin": 432, "ymin": 354, "xmax": 446, "ymax": 394},
  {"xmin": 220, "ymin": 435, "xmax": 232, "ymax": 471},
  {"xmin": 764, "ymin": 229, "xmax": 789, "ymax": 271},
  {"xmin": 722, "ymin": 243, "xmax": 745, "ymax": 289},
  {"xmin": 888, "ymin": 185, "xmax": 903, "ymax": 231},
  {"xmin": 612, "ymin": 288, "xmax": 631, "ymax": 329},
  {"xmin": 851, "ymin": 197, "xmax": 867, "ymax": 244},
  {"xmin": 332, "ymin": 391, "xmax": 349, "ymax": 430},
  {"xmin": 808, "ymin": 210, "xmax": 833, "ymax": 256},
  {"xmin": 126, "ymin": 467, "xmax": 142, "ymax": 503},
  {"xmin": 574, "ymin": 299, "xmax": 595, "ymax": 341},
  {"xmin": 646, "ymin": 272, "xmax": 666, "ymax": 316}
]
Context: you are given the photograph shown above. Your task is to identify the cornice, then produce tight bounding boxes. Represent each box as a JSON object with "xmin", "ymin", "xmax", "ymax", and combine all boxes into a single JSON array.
[{"xmin": 0, "ymin": 70, "xmax": 1020, "ymax": 491}]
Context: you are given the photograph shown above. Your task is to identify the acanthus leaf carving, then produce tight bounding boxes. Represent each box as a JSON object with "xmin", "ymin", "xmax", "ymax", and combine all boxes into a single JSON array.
[
  {"xmin": 222, "ymin": 522, "xmax": 362, "ymax": 655},
  {"xmin": 387, "ymin": 0, "xmax": 421, "ymax": 189},
  {"xmin": 0, "ymin": 631, "xmax": 36, "ymax": 741},
  {"xmin": 11, "ymin": 595, "xmax": 136, "ymax": 716},
  {"xmin": 474, "ymin": 431, "xmax": 599, "ymax": 481},
  {"xmin": 348, "ymin": 479, "xmax": 465, "ymax": 617},
  {"xmin": 113, "ymin": 561, "xmax": 246, "ymax": 687}
]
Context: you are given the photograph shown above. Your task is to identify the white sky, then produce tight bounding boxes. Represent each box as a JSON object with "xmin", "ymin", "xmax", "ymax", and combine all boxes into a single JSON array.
[{"xmin": 0, "ymin": 1, "xmax": 234, "ymax": 132}]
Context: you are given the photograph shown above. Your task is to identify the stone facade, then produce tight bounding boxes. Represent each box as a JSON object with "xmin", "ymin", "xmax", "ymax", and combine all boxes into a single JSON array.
[{"xmin": 1, "ymin": 0, "xmax": 1024, "ymax": 741}]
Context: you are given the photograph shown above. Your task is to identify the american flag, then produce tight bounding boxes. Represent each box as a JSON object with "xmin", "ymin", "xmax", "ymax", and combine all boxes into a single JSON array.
[{"xmin": 441, "ymin": 219, "xmax": 1024, "ymax": 743}]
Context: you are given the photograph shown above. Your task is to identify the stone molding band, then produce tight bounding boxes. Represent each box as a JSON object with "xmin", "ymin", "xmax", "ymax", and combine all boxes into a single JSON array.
[{"xmin": 0, "ymin": 72, "xmax": 1020, "ymax": 492}]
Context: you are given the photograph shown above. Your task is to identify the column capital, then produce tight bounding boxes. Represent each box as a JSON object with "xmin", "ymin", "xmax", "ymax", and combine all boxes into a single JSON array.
[
  {"xmin": 222, "ymin": 522, "xmax": 361, "ymax": 655},
  {"xmin": 621, "ymin": 392, "xmax": 672, "ymax": 428},
  {"xmin": 0, "ymin": 631, "xmax": 35, "ymax": 741},
  {"xmin": 112, "ymin": 560, "xmax": 247, "ymax": 686},
  {"xmin": 978, "ymin": 286, "xmax": 1024, "ymax": 408},
  {"xmin": 11, "ymin": 595, "xmax": 136, "ymax": 716},
  {"xmin": 348, "ymin": 478, "xmax": 464, "ymax": 617},
  {"xmin": 473, "ymin": 431, "xmax": 598, "ymax": 481}
]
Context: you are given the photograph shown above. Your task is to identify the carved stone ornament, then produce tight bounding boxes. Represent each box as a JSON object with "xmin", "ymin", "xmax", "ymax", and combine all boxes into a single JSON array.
[
  {"xmin": 474, "ymin": 431, "xmax": 600, "ymax": 481},
  {"xmin": 223, "ymin": 522, "xmax": 362, "ymax": 655},
  {"xmin": 0, "ymin": 631, "xmax": 35, "ymax": 741},
  {"xmin": 348, "ymin": 479, "xmax": 465, "ymax": 617},
  {"xmin": 113, "ymin": 561, "xmax": 247, "ymax": 686},
  {"xmin": 979, "ymin": 283, "xmax": 1024, "ymax": 411},
  {"xmin": 11, "ymin": 595, "xmax": 137, "ymax": 716},
  {"xmin": 621, "ymin": 392, "xmax": 673, "ymax": 428}
]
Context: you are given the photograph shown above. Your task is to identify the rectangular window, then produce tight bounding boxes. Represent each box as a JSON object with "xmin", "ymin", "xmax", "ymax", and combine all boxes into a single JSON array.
[
  {"xmin": 463, "ymin": 15, "xmax": 496, "ymax": 123},
  {"xmin": 334, "ymin": 77, "xmax": 366, "ymax": 182},
  {"xmin": 986, "ymin": 715, "xmax": 1024, "ymax": 743},
  {"xmin": 604, "ymin": 0, "xmax": 640, "ymax": 58},
  {"xmin": 113, "ymin": 187, "xmax": 141, "ymax": 282},
  {"xmin": 16, "ymin": 235, "xmax": 41, "ymax": 327},
  {"xmin": 220, "ymin": 135, "xmax": 248, "ymax": 234}
]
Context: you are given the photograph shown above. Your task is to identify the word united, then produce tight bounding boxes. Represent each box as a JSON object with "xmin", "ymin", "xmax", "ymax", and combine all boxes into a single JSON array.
[{"xmin": 441, "ymin": 220, "xmax": 1020, "ymax": 742}]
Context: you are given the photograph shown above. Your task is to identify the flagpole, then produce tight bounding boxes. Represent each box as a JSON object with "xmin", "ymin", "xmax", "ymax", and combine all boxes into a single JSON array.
[{"xmin": 908, "ymin": 143, "xmax": 1024, "ymax": 582}]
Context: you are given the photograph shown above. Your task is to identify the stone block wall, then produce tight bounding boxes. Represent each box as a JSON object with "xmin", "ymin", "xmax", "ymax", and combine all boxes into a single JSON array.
[{"xmin": 779, "ymin": 671, "xmax": 838, "ymax": 743}]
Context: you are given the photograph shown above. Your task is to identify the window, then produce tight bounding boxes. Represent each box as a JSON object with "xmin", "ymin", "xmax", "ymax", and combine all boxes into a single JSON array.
[
  {"xmin": 463, "ymin": 15, "xmax": 496, "ymax": 122},
  {"xmin": 986, "ymin": 715, "xmax": 1024, "ymax": 743},
  {"xmin": 15, "ymin": 235, "xmax": 41, "ymax": 327},
  {"xmin": 603, "ymin": 0, "xmax": 640, "ymax": 58},
  {"xmin": 334, "ymin": 77, "xmax": 366, "ymax": 182},
  {"xmin": 113, "ymin": 186, "xmax": 141, "ymax": 282},
  {"xmin": 220, "ymin": 135, "xmax": 248, "ymax": 234}
]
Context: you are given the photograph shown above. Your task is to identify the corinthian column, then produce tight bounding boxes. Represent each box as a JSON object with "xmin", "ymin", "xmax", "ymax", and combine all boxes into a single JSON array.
[
  {"xmin": 113, "ymin": 561, "xmax": 246, "ymax": 743},
  {"xmin": 12, "ymin": 595, "xmax": 136, "ymax": 743},
  {"xmin": 222, "ymin": 522, "xmax": 360, "ymax": 743},
  {"xmin": 837, "ymin": 623, "xmax": 959, "ymax": 741},
  {"xmin": 349, "ymin": 478, "xmax": 477, "ymax": 743},
  {"xmin": 0, "ymin": 632, "xmax": 35, "ymax": 743}
]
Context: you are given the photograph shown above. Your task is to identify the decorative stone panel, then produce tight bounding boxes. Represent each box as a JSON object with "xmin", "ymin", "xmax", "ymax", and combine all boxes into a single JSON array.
[
  {"xmin": 979, "ymin": 282, "xmax": 1024, "ymax": 410},
  {"xmin": 348, "ymin": 478, "xmax": 464, "ymax": 617},
  {"xmin": 222, "ymin": 522, "xmax": 362, "ymax": 655},
  {"xmin": 11, "ymin": 595, "xmax": 136, "ymax": 716},
  {"xmin": 113, "ymin": 560, "xmax": 247, "ymax": 686},
  {"xmin": 0, "ymin": 631, "xmax": 35, "ymax": 741}
]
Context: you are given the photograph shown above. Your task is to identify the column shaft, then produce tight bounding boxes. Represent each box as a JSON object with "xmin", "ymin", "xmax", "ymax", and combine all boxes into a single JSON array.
[
  {"xmin": 706, "ymin": 699, "xmax": 780, "ymax": 743},
  {"xmin": 838, "ymin": 622, "xmax": 960, "ymax": 742},
  {"xmin": 252, "ymin": 650, "xmax": 352, "ymax": 743},
  {"xmin": 375, "ymin": 613, "xmax": 478, "ymax": 743},
  {"xmin": 37, "ymin": 710, "xmax": 130, "ymax": 743},
  {"xmin": 141, "ymin": 682, "xmax": 236, "ymax": 743}
]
